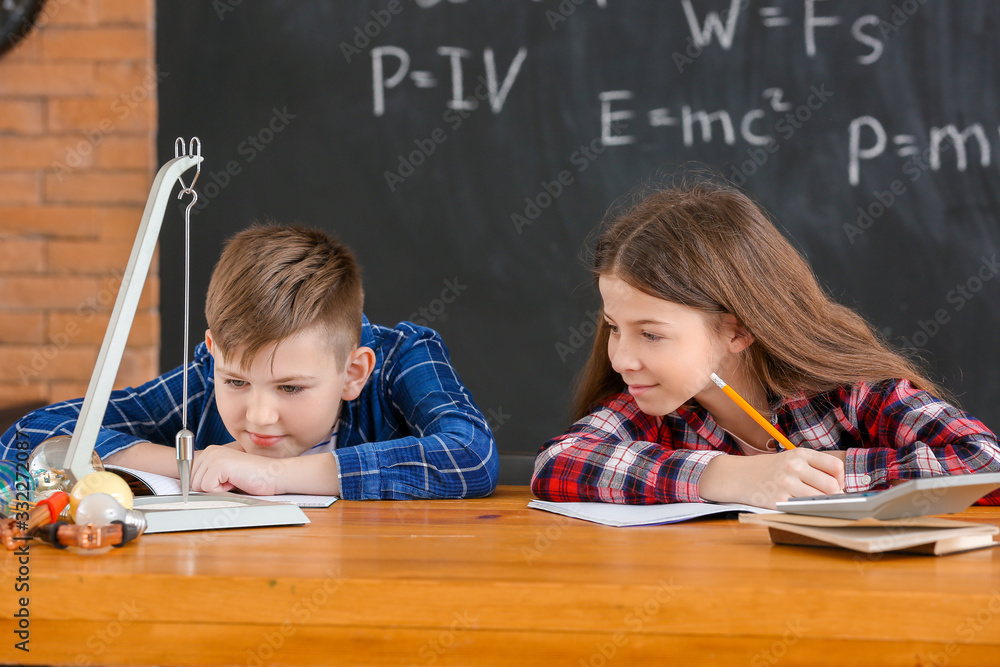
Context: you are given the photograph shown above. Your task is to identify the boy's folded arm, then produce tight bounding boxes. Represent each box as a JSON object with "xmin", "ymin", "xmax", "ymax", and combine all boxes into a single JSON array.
[
  {"xmin": 189, "ymin": 447, "xmax": 341, "ymax": 496},
  {"xmin": 530, "ymin": 398, "xmax": 725, "ymax": 505},
  {"xmin": 1, "ymin": 400, "xmax": 159, "ymax": 463},
  {"xmin": 846, "ymin": 379, "xmax": 1000, "ymax": 503},
  {"xmin": 334, "ymin": 415, "xmax": 495, "ymax": 500},
  {"xmin": 335, "ymin": 327, "xmax": 497, "ymax": 500},
  {"xmin": 103, "ymin": 441, "xmax": 182, "ymax": 478},
  {"xmin": 0, "ymin": 345, "xmax": 216, "ymax": 463}
]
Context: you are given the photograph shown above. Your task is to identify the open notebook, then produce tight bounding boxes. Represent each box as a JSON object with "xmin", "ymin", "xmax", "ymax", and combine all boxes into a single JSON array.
[
  {"xmin": 104, "ymin": 464, "xmax": 338, "ymax": 508},
  {"xmin": 528, "ymin": 499, "xmax": 777, "ymax": 527}
]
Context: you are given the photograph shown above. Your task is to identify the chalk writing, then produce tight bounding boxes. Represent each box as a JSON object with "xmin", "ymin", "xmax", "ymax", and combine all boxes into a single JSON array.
[{"xmin": 372, "ymin": 46, "xmax": 527, "ymax": 116}]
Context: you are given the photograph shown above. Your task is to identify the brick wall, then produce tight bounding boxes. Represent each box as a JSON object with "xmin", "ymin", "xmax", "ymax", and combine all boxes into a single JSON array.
[{"xmin": 0, "ymin": 0, "xmax": 158, "ymax": 413}]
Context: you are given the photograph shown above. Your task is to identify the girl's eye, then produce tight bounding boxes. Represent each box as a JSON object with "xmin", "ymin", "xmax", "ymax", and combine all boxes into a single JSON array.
[
  {"xmin": 642, "ymin": 332, "xmax": 661, "ymax": 342},
  {"xmin": 605, "ymin": 322, "xmax": 620, "ymax": 334},
  {"xmin": 225, "ymin": 379, "xmax": 247, "ymax": 388},
  {"xmin": 279, "ymin": 385, "xmax": 303, "ymax": 394}
]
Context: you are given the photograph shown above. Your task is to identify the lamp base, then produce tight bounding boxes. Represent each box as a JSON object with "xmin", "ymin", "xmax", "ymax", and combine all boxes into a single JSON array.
[{"xmin": 135, "ymin": 493, "xmax": 309, "ymax": 534}]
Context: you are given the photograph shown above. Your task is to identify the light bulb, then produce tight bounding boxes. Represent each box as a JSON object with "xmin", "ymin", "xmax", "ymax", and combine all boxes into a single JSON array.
[
  {"xmin": 28, "ymin": 435, "xmax": 103, "ymax": 500},
  {"xmin": 69, "ymin": 471, "xmax": 134, "ymax": 518},
  {"xmin": 73, "ymin": 492, "xmax": 127, "ymax": 527},
  {"xmin": 69, "ymin": 492, "xmax": 148, "ymax": 548}
]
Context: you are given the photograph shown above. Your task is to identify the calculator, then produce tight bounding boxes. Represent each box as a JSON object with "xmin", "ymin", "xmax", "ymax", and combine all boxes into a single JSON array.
[{"xmin": 775, "ymin": 472, "xmax": 1000, "ymax": 520}]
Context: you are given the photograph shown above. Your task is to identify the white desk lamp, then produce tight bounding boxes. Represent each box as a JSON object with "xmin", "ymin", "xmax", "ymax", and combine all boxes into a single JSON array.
[{"xmin": 58, "ymin": 139, "xmax": 308, "ymax": 533}]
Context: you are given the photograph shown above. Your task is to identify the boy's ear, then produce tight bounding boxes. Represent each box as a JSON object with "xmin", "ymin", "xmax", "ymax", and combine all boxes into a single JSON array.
[
  {"xmin": 720, "ymin": 314, "xmax": 755, "ymax": 354},
  {"xmin": 205, "ymin": 329, "xmax": 215, "ymax": 355},
  {"xmin": 341, "ymin": 346, "xmax": 376, "ymax": 401}
]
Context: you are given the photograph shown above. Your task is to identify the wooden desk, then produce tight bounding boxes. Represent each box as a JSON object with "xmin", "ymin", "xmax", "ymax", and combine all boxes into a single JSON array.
[{"xmin": 3, "ymin": 486, "xmax": 1000, "ymax": 666}]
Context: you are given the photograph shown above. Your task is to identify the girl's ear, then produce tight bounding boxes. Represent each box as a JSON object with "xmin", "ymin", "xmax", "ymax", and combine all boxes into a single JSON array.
[
  {"xmin": 341, "ymin": 346, "xmax": 376, "ymax": 401},
  {"xmin": 720, "ymin": 314, "xmax": 755, "ymax": 354}
]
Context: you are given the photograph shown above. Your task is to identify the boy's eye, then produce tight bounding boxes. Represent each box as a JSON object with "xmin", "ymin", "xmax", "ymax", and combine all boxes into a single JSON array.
[
  {"xmin": 278, "ymin": 385, "xmax": 303, "ymax": 394},
  {"xmin": 225, "ymin": 379, "xmax": 247, "ymax": 388}
]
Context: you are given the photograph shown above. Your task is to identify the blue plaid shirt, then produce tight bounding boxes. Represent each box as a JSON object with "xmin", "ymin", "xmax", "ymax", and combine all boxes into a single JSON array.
[{"xmin": 1, "ymin": 316, "xmax": 498, "ymax": 500}]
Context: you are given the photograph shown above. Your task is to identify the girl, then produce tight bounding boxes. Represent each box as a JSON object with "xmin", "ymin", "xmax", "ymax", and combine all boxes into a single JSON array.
[{"xmin": 532, "ymin": 178, "xmax": 1000, "ymax": 508}]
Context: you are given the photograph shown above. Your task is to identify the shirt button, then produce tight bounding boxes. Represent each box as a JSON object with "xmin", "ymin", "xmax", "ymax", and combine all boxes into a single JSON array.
[{"xmin": 860, "ymin": 474, "xmax": 872, "ymax": 485}]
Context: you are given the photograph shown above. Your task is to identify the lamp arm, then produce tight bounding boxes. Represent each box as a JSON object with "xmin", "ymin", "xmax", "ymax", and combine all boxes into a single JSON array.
[{"xmin": 63, "ymin": 155, "xmax": 203, "ymax": 484}]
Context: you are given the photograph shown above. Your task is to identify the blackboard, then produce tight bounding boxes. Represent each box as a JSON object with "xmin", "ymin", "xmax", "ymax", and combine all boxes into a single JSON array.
[{"xmin": 156, "ymin": 0, "xmax": 1000, "ymax": 469}]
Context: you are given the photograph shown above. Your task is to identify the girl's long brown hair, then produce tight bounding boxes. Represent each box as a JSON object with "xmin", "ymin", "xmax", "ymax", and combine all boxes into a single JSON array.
[{"xmin": 573, "ymin": 176, "xmax": 944, "ymax": 420}]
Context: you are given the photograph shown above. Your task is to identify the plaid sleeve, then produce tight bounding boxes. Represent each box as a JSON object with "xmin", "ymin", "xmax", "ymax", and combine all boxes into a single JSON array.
[
  {"xmin": 0, "ymin": 344, "xmax": 217, "ymax": 463},
  {"xmin": 530, "ymin": 393, "xmax": 725, "ymax": 504},
  {"xmin": 845, "ymin": 379, "xmax": 1000, "ymax": 504},
  {"xmin": 334, "ymin": 326, "xmax": 498, "ymax": 500}
]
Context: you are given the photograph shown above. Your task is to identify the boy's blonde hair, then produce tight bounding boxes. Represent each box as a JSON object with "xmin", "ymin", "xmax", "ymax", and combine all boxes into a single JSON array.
[{"xmin": 205, "ymin": 223, "xmax": 363, "ymax": 370}]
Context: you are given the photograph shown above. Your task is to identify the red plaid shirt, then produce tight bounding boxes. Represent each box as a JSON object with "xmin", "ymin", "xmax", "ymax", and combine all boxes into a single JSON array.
[{"xmin": 531, "ymin": 379, "xmax": 1000, "ymax": 505}]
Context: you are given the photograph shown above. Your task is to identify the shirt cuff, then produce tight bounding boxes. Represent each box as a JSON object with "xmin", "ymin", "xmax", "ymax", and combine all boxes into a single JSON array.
[
  {"xmin": 844, "ymin": 448, "xmax": 883, "ymax": 491},
  {"xmin": 332, "ymin": 445, "xmax": 382, "ymax": 500},
  {"xmin": 680, "ymin": 449, "xmax": 727, "ymax": 503},
  {"xmin": 94, "ymin": 434, "xmax": 153, "ymax": 462}
]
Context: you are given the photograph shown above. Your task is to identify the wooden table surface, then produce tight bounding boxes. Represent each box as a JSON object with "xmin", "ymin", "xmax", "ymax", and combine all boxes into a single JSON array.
[{"xmin": 3, "ymin": 486, "xmax": 1000, "ymax": 666}]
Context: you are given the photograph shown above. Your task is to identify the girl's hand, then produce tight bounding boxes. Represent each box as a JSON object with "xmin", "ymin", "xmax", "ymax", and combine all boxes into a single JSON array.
[
  {"xmin": 698, "ymin": 449, "xmax": 846, "ymax": 509},
  {"xmin": 191, "ymin": 445, "xmax": 287, "ymax": 495}
]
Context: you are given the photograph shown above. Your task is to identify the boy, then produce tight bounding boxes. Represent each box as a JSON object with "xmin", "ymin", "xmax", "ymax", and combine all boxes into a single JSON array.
[{"xmin": 1, "ymin": 225, "xmax": 498, "ymax": 499}]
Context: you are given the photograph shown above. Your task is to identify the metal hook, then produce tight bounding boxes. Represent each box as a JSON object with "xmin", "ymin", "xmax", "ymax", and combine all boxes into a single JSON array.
[
  {"xmin": 179, "ymin": 187, "xmax": 198, "ymax": 212},
  {"xmin": 173, "ymin": 136, "xmax": 202, "ymax": 193},
  {"xmin": 171, "ymin": 136, "xmax": 202, "ymax": 473}
]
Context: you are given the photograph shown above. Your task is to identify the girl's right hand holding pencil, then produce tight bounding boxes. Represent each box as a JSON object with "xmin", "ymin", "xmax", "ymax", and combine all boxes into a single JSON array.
[{"xmin": 697, "ymin": 449, "xmax": 845, "ymax": 510}]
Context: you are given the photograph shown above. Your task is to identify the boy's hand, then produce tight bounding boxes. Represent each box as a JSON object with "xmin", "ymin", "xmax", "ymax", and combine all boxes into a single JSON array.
[
  {"xmin": 699, "ymin": 449, "xmax": 846, "ymax": 509},
  {"xmin": 191, "ymin": 445, "xmax": 286, "ymax": 495}
]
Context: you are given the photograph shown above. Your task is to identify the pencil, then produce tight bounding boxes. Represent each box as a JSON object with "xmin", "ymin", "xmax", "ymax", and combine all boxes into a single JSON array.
[{"xmin": 709, "ymin": 373, "xmax": 796, "ymax": 450}]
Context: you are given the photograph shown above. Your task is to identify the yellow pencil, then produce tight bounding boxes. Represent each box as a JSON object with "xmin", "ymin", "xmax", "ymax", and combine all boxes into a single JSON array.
[{"xmin": 709, "ymin": 373, "xmax": 796, "ymax": 450}]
